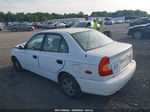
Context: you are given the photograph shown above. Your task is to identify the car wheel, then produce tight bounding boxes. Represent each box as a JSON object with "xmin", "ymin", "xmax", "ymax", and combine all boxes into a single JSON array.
[
  {"xmin": 12, "ymin": 57, "xmax": 23, "ymax": 72},
  {"xmin": 133, "ymin": 31, "xmax": 142, "ymax": 39},
  {"xmin": 12, "ymin": 28, "xmax": 17, "ymax": 32},
  {"xmin": 59, "ymin": 73, "xmax": 82, "ymax": 98},
  {"xmin": 28, "ymin": 28, "xmax": 33, "ymax": 31}
]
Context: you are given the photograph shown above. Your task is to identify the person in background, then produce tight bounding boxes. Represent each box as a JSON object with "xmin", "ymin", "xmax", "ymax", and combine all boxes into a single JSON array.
[
  {"xmin": 92, "ymin": 19, "xmax": 98, "ymax": 30},
  {"xmin": 92, "ymin": 19, "xmax": 101, "ymax": 31}
]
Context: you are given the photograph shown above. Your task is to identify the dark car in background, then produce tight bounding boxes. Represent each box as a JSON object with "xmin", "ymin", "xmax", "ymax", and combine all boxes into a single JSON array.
[
  {"xmin": 129, "ymin": 17, "xmax": 150, "ymax": 27},
  {"xmin": 8, "ymin": 23, "xmax": 34, "ymax": 32},
  {"xmin": 128, "ymin": 23, "xmax": 150, "ymax": 39},
  {"xmin": 104, "ymin": 17, "xmax": 114, "ymax": 25},
  {"xmin": 31, "ymin": 22, "xmax": 43, "ymax": 29}
]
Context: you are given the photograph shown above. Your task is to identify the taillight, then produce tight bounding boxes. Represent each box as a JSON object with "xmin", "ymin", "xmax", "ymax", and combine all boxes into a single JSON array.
[{"xmin": 99, "ymin": 56, "xmax": 113, "ymax": 76}]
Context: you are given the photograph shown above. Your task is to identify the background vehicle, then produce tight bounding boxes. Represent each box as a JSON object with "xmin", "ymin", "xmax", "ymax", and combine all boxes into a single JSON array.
[
  {"xmin": 129, "ymin": 17, "xmax": 150, "ymax": 27},
  {"xmin": 0, "ymin": 22, "xmax": 6, "ymax": 31},
  {"xmin": 62, "ymin": 21, "xmax": 74, "ymax": 28},
  {"xmin": 128, "ymin": 23, "xmax": 150, "ymax": 39},
  {"xmin": 31, "ymin": 22, "xmax": 43, "ymax": 29},
  {"xmin": 11, "ymin": 28, "xmax": 136, "ymax": 98},
  {"xmin": 72, "ymin": 21, "xmax": 112, "ymax": 37},
  {"xmin": 56, "ymin": 22, "xmax": 66, "ymax": 28},
  {"xmin": 42, "ymin": 22, "xmax": 57, "ymax": 29},
  {"xmin": 105, "ymin": 20, "xmax": 114, "ymax": 25},
  {"xmin": 104, "ymin": 18, "xmax": 114, "ymax": 25},
  {"xmin": 72, "ymin": 21, "xmax": 92, "ymax": 28},
  {"xmin": 8, "ymin": 23, "xmax": 34, "ymax": 32}
]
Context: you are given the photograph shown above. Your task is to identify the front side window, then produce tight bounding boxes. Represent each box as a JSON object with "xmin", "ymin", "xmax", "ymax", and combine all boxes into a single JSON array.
[
  {"xmin": 43, "ymin": 34, "xmax": 68, "ymax": 53},
  {"xmin": 26, "ymin": 33, "xmax": 44, "ymax": 50},
  {"xmin": 72, "ymin": 30, "xmax": 113, "ymax": 51}
]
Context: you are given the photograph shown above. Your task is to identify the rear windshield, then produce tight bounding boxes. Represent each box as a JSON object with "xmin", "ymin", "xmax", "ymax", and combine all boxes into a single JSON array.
[{"xmin": 72, "ymin": 30, "xmax": 113, "ymax": 51}]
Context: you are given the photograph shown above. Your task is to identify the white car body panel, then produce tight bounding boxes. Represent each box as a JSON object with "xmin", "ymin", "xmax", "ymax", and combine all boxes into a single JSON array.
[
  {"xmin": 77, "ymin": 60, "xmax": 136, "ymax": 95},
  {"xmin": 11, "ymin": 28, "xmax": 136, "ymax": 96},
  {"xmin": 38, "ymin": 51, "xmax": 67, "ymax": 81}
]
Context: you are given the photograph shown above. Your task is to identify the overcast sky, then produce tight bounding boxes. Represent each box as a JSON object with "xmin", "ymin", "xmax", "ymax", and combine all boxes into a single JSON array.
[{"xmin": 0, "ymin": 0, "xmax": 150, "ymax": 14}]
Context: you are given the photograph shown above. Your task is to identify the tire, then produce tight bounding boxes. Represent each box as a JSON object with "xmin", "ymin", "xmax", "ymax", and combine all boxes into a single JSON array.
[
  {"xmin": 12, "ymin": 57, "xmax": 23, "ymax": 72},
  {"xmin": 28, "ymin": 28, "xmax": 33, "ymax": 31},
  {"xmin": 103, "ymin": 31, "xmax": 112, "ymax": 37},
  {"xmin": 12, "ymin": 28, "xmax": 17, "ymax": 32},
  {"xmin": 133, "ymin": 31, "xmax": 142, "ymax": 39},
  {"xmin": 59, "ymin": 73, "xmax": 82, "ymax": 98}
]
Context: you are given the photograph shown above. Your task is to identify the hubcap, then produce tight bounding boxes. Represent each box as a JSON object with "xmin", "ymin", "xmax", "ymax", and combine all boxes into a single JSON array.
[{"xmin": 62, "ymin": 78, "xmax": 75, "ymax": 96}]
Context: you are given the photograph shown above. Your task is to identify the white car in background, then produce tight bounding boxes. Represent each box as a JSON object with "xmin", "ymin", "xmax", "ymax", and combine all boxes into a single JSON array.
[
  {"xmin": 11, "ymin": 28, "xmax": 136, "ymax": 98},
  {"xmin": 56, "ymin": 22, "xmax": 66, "ymax": 28},
  {"xmin": 42, "ymin": 22, "xmax": 56, "ymax": 29}
]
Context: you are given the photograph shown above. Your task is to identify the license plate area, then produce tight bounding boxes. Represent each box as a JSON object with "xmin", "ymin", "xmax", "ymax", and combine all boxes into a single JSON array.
[{"xmin": 120, "ymin": 56, "xmax": 128, "ymax": 69}]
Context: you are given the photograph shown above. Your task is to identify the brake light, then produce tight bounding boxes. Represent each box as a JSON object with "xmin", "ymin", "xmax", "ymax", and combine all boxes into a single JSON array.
[{"xmin": 99, "ymin": 56, "xmax": 113, "ymax": 76}]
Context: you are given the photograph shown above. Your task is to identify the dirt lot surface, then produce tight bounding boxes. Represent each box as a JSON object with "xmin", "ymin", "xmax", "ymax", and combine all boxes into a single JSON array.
[
  {"xmin": 0, "ymin": 30, "xmax": 43, "ymax": 67},
  {"xmin": 0, "ymin": 24, "xmax": 150, "ymax": 111}
]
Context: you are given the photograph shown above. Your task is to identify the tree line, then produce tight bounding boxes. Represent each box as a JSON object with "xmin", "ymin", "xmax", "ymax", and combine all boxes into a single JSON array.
[
  {"xmin": 0, "ymin": 10, "xmax": 149, "ymax": 22},
  {"xmin": 91, "ymin": 10, "xmax": 149, "ymax": 17}
]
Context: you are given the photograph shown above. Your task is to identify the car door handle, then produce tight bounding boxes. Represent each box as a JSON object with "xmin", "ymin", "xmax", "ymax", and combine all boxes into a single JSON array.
[
  {"xmin": 56, "ymin": 60, "xmax": 63, "ymax": 64},
  {"xmin": 33, "ymin": 55, "xmax": 37, "ymax": 59}
]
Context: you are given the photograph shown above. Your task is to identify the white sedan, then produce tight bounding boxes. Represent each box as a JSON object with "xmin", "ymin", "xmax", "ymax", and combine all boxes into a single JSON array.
[{"xmin": 11, "ymin": 28, "xmax": 136, "ymax": 98}]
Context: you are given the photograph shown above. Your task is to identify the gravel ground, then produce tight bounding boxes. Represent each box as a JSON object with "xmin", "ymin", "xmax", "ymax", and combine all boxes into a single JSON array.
[
  {"xmin": 0, "ymin": 30, "xmax": 42, "ymax": 67},
  {"xmin": 0, "ymin": 24, "xmax": 150, "ymax": 111}
]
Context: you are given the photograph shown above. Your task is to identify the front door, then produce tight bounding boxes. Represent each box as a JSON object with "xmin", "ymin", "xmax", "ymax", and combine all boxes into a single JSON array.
[{"xmin": 18, "ymin": 33, "xmax": 45, "ymax": 73}]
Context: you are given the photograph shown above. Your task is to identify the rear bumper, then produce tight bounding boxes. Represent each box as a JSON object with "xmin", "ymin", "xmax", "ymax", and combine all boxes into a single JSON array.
[{"xmin": 77, "ymin": 60, "xmax": 136, "ymax": 96}]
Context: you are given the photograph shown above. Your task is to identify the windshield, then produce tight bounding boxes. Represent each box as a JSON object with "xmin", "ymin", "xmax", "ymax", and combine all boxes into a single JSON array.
[{"xmin": 72, "ymin": 30, "xmax": 113, "ymax": 51}]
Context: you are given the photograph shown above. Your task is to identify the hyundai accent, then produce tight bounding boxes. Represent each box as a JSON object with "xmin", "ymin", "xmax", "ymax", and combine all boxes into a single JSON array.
[{"xmin": 11, "ymin": 28, "xmax": 136, "ymax": 98}]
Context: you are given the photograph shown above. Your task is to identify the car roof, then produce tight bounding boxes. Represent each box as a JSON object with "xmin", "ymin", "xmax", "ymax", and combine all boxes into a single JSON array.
[{"xmin": 40, "ymin": 28, "xmax": 93, "ymax": 34}]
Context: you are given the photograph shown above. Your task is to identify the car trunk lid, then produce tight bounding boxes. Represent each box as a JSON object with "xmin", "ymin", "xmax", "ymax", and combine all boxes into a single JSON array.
[{"xmin": 87, "ymin": 41, "xmax": 133, "ymax": 77}]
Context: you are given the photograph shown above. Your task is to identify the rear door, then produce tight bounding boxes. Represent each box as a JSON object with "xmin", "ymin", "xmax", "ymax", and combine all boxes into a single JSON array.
[
  {"xmin": 19, "ymin": 24, "xmax": 25, "ymax": 31},
  {"xmin": 38, "ymin": 33, "xmax": 68, "ymax": 81},
  {"xmin": 15, "ymin": 24, "xmax": 21, "ymax": 31}
]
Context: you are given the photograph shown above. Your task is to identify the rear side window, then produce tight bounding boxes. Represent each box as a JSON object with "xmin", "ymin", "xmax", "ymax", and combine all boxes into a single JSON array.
[
  {"xmin": 72, "ymin": 30, "xmax": 113, "ymax": 51},
  {"xmin": 43, "ymin": 34, "xmax": 68, "ymax": 53}
]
